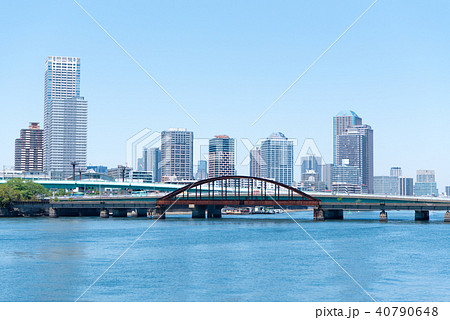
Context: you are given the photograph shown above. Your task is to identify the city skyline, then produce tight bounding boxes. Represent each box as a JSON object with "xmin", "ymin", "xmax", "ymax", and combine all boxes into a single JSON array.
[
  {"xmin": 1, "ymin": 1, "xmax": 450, "ymax": 190},
  {"xmin": 2, "ymin": 0, "xmax": 450, "ymax": 309}
]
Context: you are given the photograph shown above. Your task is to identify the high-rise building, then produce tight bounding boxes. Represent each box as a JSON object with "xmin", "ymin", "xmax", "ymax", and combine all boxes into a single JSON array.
[
  {"xmin": 300, "ymin": 153, "xmax": 322, "ymax": 182},
  {"xmin": 333, "ymin": 110, "xmax": 362, "ymax": 165},
  {"xmin": 445, "ymin": 186, "xmax": 450, "ymax": 197},
  {"xmin": 298, "ymin": 170, "xmax": 326, "ymax": 192},
  {"xmin": 14, "ymin": 122, "xmax": 44, "ymax": 172},
  {"xmin": 336, "ymin": 124, "xmax": 374, "ymax": 193},
  {"xmin": 416, "ymin": 170, "xmax": 436, "ymax": 183},
  {"xmin": 399, "ymin": 177, "xmax": 414, "ymax": 196},
  {"xmin": 260, "ymin": 132, "xmax": 293, "ymax": 185},
  {"xmin": 390, "ymin": 167, "xmax": 402, "ymax": 177},
  {"xmin": 331, "ymin": 165, "xmax": 362, "ymax": 194},
  {"xmin": 250, "ymin": 147, "xmax": 262, "ymax": 178},
  {"xmin": 322, "ymin": 163, "xmax": 333, "ymax": 191},
  {"xmin": 44, "ymin": 56, "xmax": 87, "ymax": 178},
  {"xmin": 137, "ymin": 157, "xmax": 145, "ymax": 171},
  {"xmin": 208, "ymin": 135, "xmax": 235, "ymax": 178},
  {"xmin": 144, "ymin": 147, "xmax": 161, "ymax": 182},
  {"xmin": 195, "ymin": 160, "xmax": 208, "ymax": 180},
  {"xmin": 374, "ymin": 176, "xmax": 399, "ymax": 195},
  {"xmin": 160, "ymin": 128, "xmax": 193, "ymax": 181},
  {"xmin": 414, "ymin": 170, "xmax": 438, "ymax": 196}
]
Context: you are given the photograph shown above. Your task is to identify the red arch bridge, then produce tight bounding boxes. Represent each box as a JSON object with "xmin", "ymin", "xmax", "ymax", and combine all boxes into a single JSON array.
[{"xmin": 155, "ymin": 175, "xmax": 320, "ymax": 218}]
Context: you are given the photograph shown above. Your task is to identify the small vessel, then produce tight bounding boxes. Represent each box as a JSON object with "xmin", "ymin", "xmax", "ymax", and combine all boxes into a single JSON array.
[
  {"xmin": 222, "ymin": 207, "xmax": 251, "ymax": 215},
  {"xmin": 127, "ymin": 210, "xmax": 138, "ymax": 218},
  {"xmin": 100, "ymin": 210, "xmax": 109, "ymax": 218}
]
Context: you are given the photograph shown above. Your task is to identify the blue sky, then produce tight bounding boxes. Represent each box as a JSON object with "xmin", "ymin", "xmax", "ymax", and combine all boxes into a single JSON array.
[{"xmin": 1, "ymin": 0, "xmax": 450, "ymax": 190}]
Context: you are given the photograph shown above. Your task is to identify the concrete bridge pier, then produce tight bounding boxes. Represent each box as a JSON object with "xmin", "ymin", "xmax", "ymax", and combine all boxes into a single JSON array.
[
  {"xmin": 100, "ymin": 209, "xmax": 109, "ymax": 218},
  {"xmin": 190, "ymin": 204, "xmax": 207, "ymax": 218},
  {"xmin": 152, "ymin": 206, "xmax": 166, "ymax": 219},
  {"xmin": 49, "ymin": 207, "xmax": 59, "ymax": 218},
  {"xmin": 415, "ymin": 210, "xmax": 429, "ymax": 221},
  {"xmin": 445, "ymin": 211, "xmax": 450, "ymax": 223},
  {"xmin": 207, "ymin": 205, "xmax": 223, "ymax": 218},
  {"xmin": 313, "ymin": 208, "xmax": 324, "ymax": 221},
  {"xmin": 314, "ymin": 208, "xmax": 343, "ymax": 221},
  {"xmin": 379, "ymin": 210, "xmax": 388, "ymax": 222}
]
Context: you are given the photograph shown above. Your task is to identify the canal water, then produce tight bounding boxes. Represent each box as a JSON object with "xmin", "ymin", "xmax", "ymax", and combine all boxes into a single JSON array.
[{"xmin": 0, "ymin": 211, "xmax": 449, "ymax": 302}]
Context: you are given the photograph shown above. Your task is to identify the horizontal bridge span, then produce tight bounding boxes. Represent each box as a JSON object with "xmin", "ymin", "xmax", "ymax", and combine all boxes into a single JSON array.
[
  {"xmin": 157, "ymin": 199, "xmax": 320, "ymax": 206},
  {"xmin": 320, "ymin": 202, "xmax": 450, "ymax": 211}
]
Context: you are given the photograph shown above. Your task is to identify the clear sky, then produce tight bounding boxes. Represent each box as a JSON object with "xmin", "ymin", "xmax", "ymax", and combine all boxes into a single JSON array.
[{"xmin": 1, "ymin": 0, "xmax": 449, "ymax": 190}]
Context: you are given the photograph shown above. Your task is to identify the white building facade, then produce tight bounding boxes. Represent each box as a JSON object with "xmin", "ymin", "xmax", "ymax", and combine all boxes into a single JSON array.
[{"xmin": 44, "ymin": 56, "xmax": 87, "ymax": 178}]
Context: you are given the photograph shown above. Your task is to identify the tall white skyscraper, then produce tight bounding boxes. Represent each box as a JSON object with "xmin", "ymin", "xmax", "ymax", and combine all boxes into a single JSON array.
[
  {"xmin": 333, "ymin": 110, "xmax": 362, "ymax": 165},
  {"xmin": 160, "ymin": 128, "xmax": 193, "ymax": 181},
  {"xmin": 336, "ymin": 124, "xmax": 374, "ymax": 194},
  {"xmin": 260, "ymin": 132, "xmax": 293, "ymax": 186},
  {"xmin": 44, "ymin": 56, "xmax": 87, "ymax": 178}
]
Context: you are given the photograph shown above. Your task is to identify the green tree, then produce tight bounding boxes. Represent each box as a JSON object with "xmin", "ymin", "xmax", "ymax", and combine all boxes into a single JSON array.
[
  {"xmin": 0, "ymin": 184, "xmax": 21, "ymax": 207},
  {"xmin": 0, "ymin": 179, "xmax": 49, "ymax": 207}
]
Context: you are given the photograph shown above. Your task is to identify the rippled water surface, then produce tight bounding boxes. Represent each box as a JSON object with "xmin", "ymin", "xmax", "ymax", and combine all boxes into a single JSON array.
[{"xmin": 0, "ymin": 211, "xmax": 449, "ymax": 302}]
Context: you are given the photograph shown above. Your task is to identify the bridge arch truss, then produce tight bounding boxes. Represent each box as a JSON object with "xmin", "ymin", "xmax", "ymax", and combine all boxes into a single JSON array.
[{"xmin": 157, "ymin": 175, "xmax": 320, "ymax": 207}]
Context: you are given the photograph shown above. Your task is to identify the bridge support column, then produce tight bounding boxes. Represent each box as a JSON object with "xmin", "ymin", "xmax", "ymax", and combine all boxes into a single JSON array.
[
  {"xmin": 415, "ymin": 210, "xmax": 429, "ymax": 221},
  {"xmin": 191, "ymin": 205, "xmax": 206, "ymax": 219},
  {"xmin": 100, "ymin": 209, "xmax": 109, "ymax": 218},
  {"xmin": 207, "ymin": 205, "xmax": 223, "ymax": 218},
  {"xmin": 444, "ymin": 211, "xmax": 450, "ymax": 223},
  {"xmin": 151, "ymin": 206, "xmax": 166, "ymax": 219},
  {"xmin": 379, "ymin": 210, "xmax": 388, "ymax": 222},
  {"xmin": 48, "ymin": 207, "xmax": 59, "ymax": 218},
  {"xmin": 111, "ymin": 208, "xmax": 127, "ymax": 217},
  {"xmin": 314, "ymin": 208, "xmax": 343, "ymax": 221},
  {"xmin": 313, "ymin": 208, "xmax": 324, "ymax": 221}
]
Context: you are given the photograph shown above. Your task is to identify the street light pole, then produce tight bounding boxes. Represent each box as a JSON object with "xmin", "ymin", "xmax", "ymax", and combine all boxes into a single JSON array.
[{"xmin": 71, "ymin": 161, "xmax": 77, "ymax": 181}]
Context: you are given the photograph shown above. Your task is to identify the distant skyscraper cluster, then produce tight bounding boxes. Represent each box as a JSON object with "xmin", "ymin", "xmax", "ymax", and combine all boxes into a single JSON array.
[
  {"xmin": 12, "ymin": 56, "xmax": 87, "ymax": 179},
  {"xmin": 8, "ymin": 56, "xmax": 446, "ymax": 194},
  {"xmin": 136, "ymin": 130, "xmax": 235, "ymax": 183}
]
